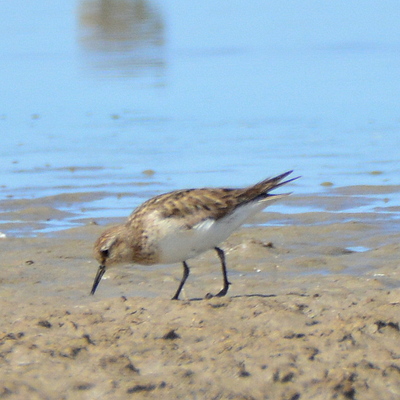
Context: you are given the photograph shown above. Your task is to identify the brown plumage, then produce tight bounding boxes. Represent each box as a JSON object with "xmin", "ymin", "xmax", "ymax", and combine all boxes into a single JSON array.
[{"xmin": 91, "ymin": 170, "xmax": 298, "ymax": 299}]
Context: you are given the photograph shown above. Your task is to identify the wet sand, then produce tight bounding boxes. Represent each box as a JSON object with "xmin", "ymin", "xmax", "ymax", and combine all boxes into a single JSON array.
[{"xmin": 1, "ymin": 192, "xmax": 400, "ymax": 399}]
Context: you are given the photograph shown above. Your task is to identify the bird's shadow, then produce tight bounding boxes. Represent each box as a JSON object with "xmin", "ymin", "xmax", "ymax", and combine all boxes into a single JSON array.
[
  {"xmin": 187, "ymin": 293, "xmax": 277, "ymax": 302},
  {"xmin": 186, "ymin": 292, "xmax": 310, "ymax": 302}
]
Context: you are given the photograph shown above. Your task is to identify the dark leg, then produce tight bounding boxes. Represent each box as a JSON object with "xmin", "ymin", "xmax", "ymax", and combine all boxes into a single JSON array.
[
  {"xmin": 172, "ymin": 261, "xmax": 190, "ymax": 300},
  {"xmin": 214, "ymin": 247, "xmax": 231, "ymax": 296},
  {"xmin": 206, "ymin": 247, "xmax": 231, "ymax": 298}
]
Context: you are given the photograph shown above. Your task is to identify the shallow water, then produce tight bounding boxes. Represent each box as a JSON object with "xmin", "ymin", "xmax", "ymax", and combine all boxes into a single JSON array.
[{"xmin": 1, "ymin": 1, "xmax": 400, "ymax": 236}]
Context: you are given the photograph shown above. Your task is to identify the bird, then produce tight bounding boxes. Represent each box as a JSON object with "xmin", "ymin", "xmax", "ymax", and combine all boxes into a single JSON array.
[{"xmin": 90, "ymin": 170, "xmax": 297, "ymax": 300}]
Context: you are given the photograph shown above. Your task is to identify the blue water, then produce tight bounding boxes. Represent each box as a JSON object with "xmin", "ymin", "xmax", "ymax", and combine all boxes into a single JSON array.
[{"xmin": 1, "ymin": 1, "xmax": 400, "ymax": 234}]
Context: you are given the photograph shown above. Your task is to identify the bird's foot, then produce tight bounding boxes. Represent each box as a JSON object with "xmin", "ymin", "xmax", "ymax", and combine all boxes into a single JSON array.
[{"xmin": 205, "ymin": 283, "xmax": 231, "ymax": 299}]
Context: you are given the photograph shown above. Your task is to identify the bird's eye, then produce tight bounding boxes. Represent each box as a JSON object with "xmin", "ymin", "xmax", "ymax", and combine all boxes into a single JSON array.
[{"xmin": 100, "ymin": 249, "xmax": 109, "ymax": 258}]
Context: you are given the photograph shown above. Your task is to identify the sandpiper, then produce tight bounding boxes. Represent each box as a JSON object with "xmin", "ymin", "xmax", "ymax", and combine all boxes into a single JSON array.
[{"xmin": 90, "ymin": 170, "xmax": 297, "ymax": 299}]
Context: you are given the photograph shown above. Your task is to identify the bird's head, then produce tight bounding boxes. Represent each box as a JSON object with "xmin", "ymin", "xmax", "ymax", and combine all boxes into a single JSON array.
[{"xmin": 90, "ymin": 225, "xmax": 134, "ymax": 295}]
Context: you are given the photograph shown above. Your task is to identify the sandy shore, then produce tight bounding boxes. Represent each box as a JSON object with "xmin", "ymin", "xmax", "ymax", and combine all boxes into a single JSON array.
[{"xmin": 1, "ymin": 193, "xmax": 400, "ymax": 399}]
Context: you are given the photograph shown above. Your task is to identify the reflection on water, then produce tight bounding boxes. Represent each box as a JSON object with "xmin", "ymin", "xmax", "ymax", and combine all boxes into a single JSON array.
[
  {"xmin": 2, "ymin": 1, "xmax": 400, "ymax": 238},
  {"xmin": 78, "ymin": 0, "xmax": 165, "ymax": 78}
]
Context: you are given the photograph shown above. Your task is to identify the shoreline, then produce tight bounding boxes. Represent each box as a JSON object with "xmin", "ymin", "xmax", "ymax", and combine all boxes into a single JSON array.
[{"xmin": 1, "ymin": 191, "xmax": 400, "ymax": 399}]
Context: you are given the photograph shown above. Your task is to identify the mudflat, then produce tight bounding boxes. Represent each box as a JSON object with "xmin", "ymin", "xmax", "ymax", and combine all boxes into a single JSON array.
[{"xmin": 1, "ymin": 193, "xmax": 399, "ymax": 399}]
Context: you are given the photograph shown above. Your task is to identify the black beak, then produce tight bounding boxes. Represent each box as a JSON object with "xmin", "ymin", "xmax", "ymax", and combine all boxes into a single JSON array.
[{"xmin": 90, "ymin": 265, "xmax": 106, "ymax": 295}]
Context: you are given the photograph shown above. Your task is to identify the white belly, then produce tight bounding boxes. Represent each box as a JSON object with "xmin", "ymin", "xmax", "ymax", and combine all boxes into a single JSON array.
[{"xmin": 156, "ymin": 200, "xmax": 269, "ymax": 264}]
